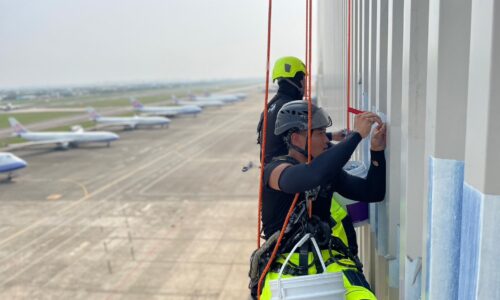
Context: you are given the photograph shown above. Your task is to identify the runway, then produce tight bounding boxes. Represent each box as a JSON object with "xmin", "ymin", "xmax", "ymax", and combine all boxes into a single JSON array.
[{"xmin": 0, "ymin": 92, "xmax": 262, "ymax": 299}]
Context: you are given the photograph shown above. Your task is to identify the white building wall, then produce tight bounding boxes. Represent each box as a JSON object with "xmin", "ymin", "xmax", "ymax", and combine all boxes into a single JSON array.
[
  {"xmin": 317, "ymin": 0, "xmax": 499, "ymax": 299},
  {"xmin": 460, "ymin": 1, "xmax": 500, "ymax": 299},
  {"xmin": 424, "ymin": 0, "xmax": 471, "ymax": 299},
  {"xmin": 385, "ymin": 0, "xmax": 404, "ymax": 295}
]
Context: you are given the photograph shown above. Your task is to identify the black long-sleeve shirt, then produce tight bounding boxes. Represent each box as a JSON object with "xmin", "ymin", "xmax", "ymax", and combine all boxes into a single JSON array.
[
  {"xmin": 257, "ymin": 82, "xmax": 337, "ymax": 164},
  {"xmin": 257, "ymin": 81, "xmax": 303, "ymax": 164},
  {"xmin": 261, "ymin": 132, "xmax": 386, "ymax": 254}
]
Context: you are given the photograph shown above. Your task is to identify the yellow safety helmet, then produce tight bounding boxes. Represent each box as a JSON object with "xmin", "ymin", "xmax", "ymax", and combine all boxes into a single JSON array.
[{"xmin": 272, "ymin": 56, "xmax": 307, "ymax": 82}]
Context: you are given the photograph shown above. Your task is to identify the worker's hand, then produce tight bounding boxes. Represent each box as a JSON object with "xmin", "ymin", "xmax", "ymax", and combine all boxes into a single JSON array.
[
  {"xmin": 331, "ymin": 129, "xmax": 349, "ymax": 141},
  {"xmin": 371, "ymin": 123, "xmax": 387, "ymax": 151},
  {"xmin": 353, "ymin": 112, "xmax": 382, "ymax": 138}
]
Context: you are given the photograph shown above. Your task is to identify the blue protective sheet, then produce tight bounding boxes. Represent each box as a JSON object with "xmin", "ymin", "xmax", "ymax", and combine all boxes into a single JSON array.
[
  {"xmin": 458, "ymin": 182, "xmax": 500, "ymax": 299},
  {"xmin": 458, "ymin": 182, "xmax": 482, "ymax": 300},
  {"xmin": 475, "ymin": 192, "xmax": 500, "ymax": 299},
  {"xmin": 426, "ymin": 157, "xmax": 464, "ymax": 299}
]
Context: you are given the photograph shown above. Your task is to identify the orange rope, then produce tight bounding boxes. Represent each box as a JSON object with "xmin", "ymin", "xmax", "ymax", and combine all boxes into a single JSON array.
[
  {"xmin": 257, "ymin": 193, "xmax": 300, "ymax": 298},
  {"xmin": 257, "ymin": 0, "xmax": 273, "ymax": 249},
  {"xmin": 305, "ymin": 0, "xmax": 309, "ymax": 101},
  {"xmin": 347, "ymin": 0, "xmax": 352, "ymax": 130},
  {"xmin": 306, "ymin": 0, "xmax": 313, "ymax": 218},
  {"xmin": 306, "ymin": 0, "xmax": 312, "ymax": 163},
  {"xmin": 307, "ymin": 0, "xmax": 313, "ymax": 104},
  {"xmin": 257, "ymin": 1, "xmax": 315, "ymax": 297}
]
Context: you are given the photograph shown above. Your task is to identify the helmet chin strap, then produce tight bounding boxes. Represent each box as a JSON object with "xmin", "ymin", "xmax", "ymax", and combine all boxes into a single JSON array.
[
  {"xmin": 283, "ymin": 78, "xmax": 304, "ymax": 97},
  {"xmin": 285, "ymin": 130, "xmax": 312, "ymax": 159},
  {"xmin": 290, "ymin": 142, "xmax": 311, "ymax": 160}
]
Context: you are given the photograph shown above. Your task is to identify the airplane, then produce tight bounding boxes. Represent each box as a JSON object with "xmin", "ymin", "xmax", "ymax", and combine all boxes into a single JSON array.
[
  {"xmin": 0, "ymin": 152, "xmax": 27, "ymax": 181},
  {"xmin": 8, "ymin": 117, "xmax": 119, "ymax": 149},
  {"xmin": 171, "ymin": 95, "xmax": 224, "ymax": 108},
  {"xmin": 206, "ymin": 92, "xmax": 247, "ymax": 101},
  {"xmin": 188, "ymin": 92, "xmax": 241, "ymax": 104},
  {"xmin": 0, "ymin": 102, "xmax": 23, "ymax": 111},
  {"xmin": 130, "ymin": 98, "xmax": 202, "ymax": 117},
  {"xmin": 87, "ymin": 107, "xmax": 170, "ymax": 130}
]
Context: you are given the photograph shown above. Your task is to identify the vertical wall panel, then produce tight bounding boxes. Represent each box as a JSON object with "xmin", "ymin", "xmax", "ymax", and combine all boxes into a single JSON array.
[
  {"xmin": 317, "ymin": 0, "xmax": 499, "ymax": 299},
  {"xmin": 458, "ymin": 183, "xmax": 482, "ymax": 300},
  {"xmin": 374, "ymin": 0, "xmax": 389, "ymax": 257},
  {"xmin": 376, "ymin": 0, "xmax": 388, "ymax": 113},
  {"xmin": 400, "ymin": 0, "xmax": 429, "ymax": 298},
  {"xmin": 368, "ymin": 0, "xmax": 379, "ymax": 239},
  {"xmin": 460, "ymin": 0, "xmax": 500, "ymax": 298},
  {"xmin": 423, "ymin": 0, "xmax": 471, "ymax": 298},
  {"xmin": 386, "ymin": 1, "xmax": 403, "ymax": 291},
  {"xmin": 426, "ymin": 158, "xmax": 464, "ymax": 299}
]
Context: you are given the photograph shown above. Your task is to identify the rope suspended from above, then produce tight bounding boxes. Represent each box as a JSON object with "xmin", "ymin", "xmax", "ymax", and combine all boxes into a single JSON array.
[{"xmin": 257, "ymin": 1, "xmax": 315, "ymax": 298}]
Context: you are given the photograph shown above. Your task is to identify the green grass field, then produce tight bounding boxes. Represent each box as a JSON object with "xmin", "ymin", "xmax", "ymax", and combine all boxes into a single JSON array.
[
  {"xmin": 0, "ymin": 112, "xmax": 81, "ymax": 129},
  {"xmin": 36, "ymin": 83, "xmax": 246, "ymax": 108},
  {"xmin": 0, "ymin": 136, "xmax": 28, "ymax": 147},
  {"xmin": 82, "ymin": 88, "xmax": 210, "ymax": 108},
  {"xmin": 0, "ymin": 82, "xmax": 254, "ymax": 148}
]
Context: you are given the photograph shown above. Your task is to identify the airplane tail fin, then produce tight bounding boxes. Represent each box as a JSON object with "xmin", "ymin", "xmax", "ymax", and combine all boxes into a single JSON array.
[
  {"xmin": 8, "ymin": 117, "xmax": 28, "ymax": 135},
  {"xmin": 171, "ymin": 95, "xmax": 179, "ymax": 105},
  {"xmin": 86, "ymin": 107, "xmax": 101, "ymax": 120},
  {"xmin": 129, "ymin": 97, "xmax": 144, "ymax": 109},
  {"xmin": 71, "ymin": 125, "xmax": 84, "ymax": 133},
  {"xmin": 188, "ymin": 91, "xmax": 195, "ymax": 101}
]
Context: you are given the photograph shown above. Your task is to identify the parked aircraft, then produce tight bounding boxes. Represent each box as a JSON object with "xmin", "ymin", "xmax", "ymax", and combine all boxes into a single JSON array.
[
  {"xmin": 171, "ymin": 95, "xmax": 224, "ymax": 108},
  {"xmin": 0, "ymin": 152, "xmax": 27, "ymax": 180},
  {"xmin": 188, "ymin": 93, "xmax": 241, "ymax": 104},
  {"xmin": 8, "ymin": 117, "xmax": 119, "ymax": 149},
  {"xmin": 208, "ymin": 92, "xmax": 247, "ymax": 100},
  {"xmin": 130, "ymin": 98, "xmax": 202, "ymax": 117},
  {"xmin": 0, "ymin": 102, "xmax": 23, "ymax": 111},
  {"xmin": 87, "ymin": 107, "xmax": 170, "ymax": 130}
]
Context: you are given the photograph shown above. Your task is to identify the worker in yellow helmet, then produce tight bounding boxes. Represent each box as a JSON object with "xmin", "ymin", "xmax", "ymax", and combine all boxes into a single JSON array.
[
  {"xmin": 257, "ymin": 56, "xmax": 347, "ymax": 165},
  {"xmin": 249, "ymin": 100, "xmax": 387, "ymax": 300}
]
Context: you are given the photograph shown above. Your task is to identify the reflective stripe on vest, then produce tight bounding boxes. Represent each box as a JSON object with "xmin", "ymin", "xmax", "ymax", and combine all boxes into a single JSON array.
[{"xmin": 330, "ymin": 194, "xmax": 349, "ymax": 247}]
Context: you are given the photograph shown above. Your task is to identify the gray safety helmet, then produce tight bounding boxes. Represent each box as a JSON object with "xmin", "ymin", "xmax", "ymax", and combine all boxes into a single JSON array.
[{"xmin": 274, "ymin": 100, "xmax": 332, "ymax": 135}]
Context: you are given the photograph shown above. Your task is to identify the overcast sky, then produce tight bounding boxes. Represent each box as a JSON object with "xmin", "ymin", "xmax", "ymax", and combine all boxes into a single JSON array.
[{"xmin": 0, "ymin": 0, "xmax": 317, "ymax": 89}]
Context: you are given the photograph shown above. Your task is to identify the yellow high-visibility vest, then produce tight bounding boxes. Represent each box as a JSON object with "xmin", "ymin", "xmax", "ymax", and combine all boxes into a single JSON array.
[{"xmin": 330, "ymin": 194, "xmax": 349, "ymax": 247}]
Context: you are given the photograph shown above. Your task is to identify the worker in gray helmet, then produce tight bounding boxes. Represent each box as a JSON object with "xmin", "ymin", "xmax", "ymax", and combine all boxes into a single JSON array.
[{"xmin": 250, "ymin": 100, "xmax": 386, "ymax": 300}]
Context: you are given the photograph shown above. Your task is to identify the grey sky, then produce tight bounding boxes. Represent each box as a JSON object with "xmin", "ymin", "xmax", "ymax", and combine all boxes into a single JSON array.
[{"xmin": 0, "ymin": 0, "xmax": 317, "ymax": 89}]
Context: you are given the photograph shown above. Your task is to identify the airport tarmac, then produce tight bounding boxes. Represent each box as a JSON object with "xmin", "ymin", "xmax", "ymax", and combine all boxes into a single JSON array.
[{"xmin": 0, "ymin": 92, "xmax": 262, "ymax": 299}]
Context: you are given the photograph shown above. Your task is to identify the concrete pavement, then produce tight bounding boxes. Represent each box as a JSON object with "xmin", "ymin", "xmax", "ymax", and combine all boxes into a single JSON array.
[{"xmin": 0, "ymin": 90, "xmax": 263, "ymax": 299}]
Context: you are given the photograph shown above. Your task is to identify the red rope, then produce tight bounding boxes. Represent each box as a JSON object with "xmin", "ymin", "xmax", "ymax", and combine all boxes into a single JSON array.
[
  {"xmin": 257, "ymin": 0, "xmax": 273, "ymax": 250},
  {"xmin": 348, "ymin": 107, "xmax": 364, "ymax": 115}
]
